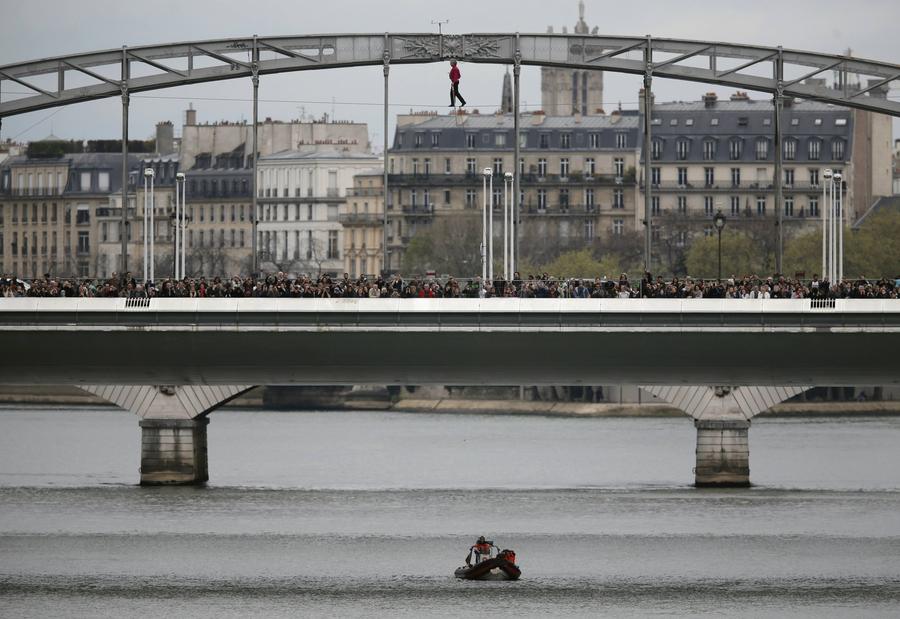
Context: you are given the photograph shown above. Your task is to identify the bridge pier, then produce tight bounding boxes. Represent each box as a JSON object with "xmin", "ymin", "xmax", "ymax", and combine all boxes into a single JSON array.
[
  {"xmin": 139, "ymin": 417, "xmax": 209, "ymax": 485},
  {"xmin": 694, "ymin": 419, "xmax": 750, "ymax": 487}
]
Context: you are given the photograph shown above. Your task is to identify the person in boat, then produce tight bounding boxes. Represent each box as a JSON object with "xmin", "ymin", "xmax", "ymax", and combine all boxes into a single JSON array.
[{"xmin": 465, "ymin": 536, "xmax": 495, "ymax": 566}]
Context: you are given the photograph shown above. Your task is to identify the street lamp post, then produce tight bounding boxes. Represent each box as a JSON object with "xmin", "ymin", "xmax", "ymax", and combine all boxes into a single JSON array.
[
  {"xmin": 822, "ymin": 168, "xmax": 832, "ymax": 282},
  {"xmin": 142, "ymin": 167, "xmax": 155, "ymax": 283},
  {"xmin": 834, "ymin": 171, "xmax": 843, "ymax": 283},
  {"xmin": 503, "ymin": 172, "xmax": 513, "ymax": 281},
  {"xmin": 481, "ymin": 168, "xmax": 491, "ymax": 294},
  {"xmin": 175, "ymin": 172, "xmax": 186, "ymax": 278},
  {"xmin": 713, "ymin": 209, "xmax": 727, "ymax": 282}
]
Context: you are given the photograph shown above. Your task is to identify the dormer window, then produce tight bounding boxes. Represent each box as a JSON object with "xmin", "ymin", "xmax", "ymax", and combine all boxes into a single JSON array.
[{"xmin": 729, "ymin": 138, "xmax": 743, "ymax": 160}]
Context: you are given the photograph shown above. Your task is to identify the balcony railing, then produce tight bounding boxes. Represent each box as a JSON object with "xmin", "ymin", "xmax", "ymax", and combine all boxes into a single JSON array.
[
  {"xmin": 388, "ymin": 173, "xmax": 628, "ymax": 186},
  {"xmin": 640, "ymin": 181, "xmax": 825, "ymax": 192},
  {"xmin": 338, "ymin": 212, "xmax": 382, "ymax": 224}
]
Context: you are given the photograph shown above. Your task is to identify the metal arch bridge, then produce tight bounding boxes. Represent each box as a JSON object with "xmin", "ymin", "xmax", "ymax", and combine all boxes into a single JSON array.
[{"xmin": 1, "ymin": 32, "xmax": 899, "ymax": 118}]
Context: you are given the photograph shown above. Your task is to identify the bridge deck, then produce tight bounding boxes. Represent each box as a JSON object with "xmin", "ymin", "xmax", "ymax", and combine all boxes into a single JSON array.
[{"xmin": 2, "ymin": 299, "xmax": 898, "ymax": 386}]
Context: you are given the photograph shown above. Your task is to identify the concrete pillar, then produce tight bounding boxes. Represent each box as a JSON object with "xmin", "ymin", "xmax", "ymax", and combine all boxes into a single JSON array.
[
  {"xmin": 139, "ymin": 418, "xmax": 209, "ymax": 485},
  {"xmin": 694, "ymin": 419, "xmax": 750, "ymax": 487}
]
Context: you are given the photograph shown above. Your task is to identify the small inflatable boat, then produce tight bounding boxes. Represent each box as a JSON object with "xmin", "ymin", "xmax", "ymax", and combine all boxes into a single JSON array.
[{"xmin": 455, "ymin": 548, "xmax": 521, "ymax": 581}]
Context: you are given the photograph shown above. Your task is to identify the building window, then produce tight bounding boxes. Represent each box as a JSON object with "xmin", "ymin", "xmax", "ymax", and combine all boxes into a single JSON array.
[
  {"xmin": 612, "ymin": 218, "xmax": 624, "ymax": 235},
  {"xmin": 784, "ymin": 169, "xmax": 794, "ymax": 187},
  {"xmin": 677, "ymin": 167, "xmax": 688, "ymax": 187},
  {"xmin": 809, "ymin": 196, "xmax": 819, "ymax": 217},
  {"xmin": 414, "ymin": 133, "xmax": 423, "ymax": 147},
  {"xmin": 537, "ymin": 158, "xmax": 547, "ymax": 177},
  {"xmin": 519, "ymin": 158, "xmax": 525, "ymax": 175},
  {"xmin": 613, "ymin": 158, "xmax": 624, "ymax": 178},
  {"xmin": 755, "ymin": 138, "xmax": 768, "ymax": 160},
  {"xmin": 703, "ymin": 139, "xmax": 716, "ymax": 160},
  {"xmin": 585, "ymin": 188, "xmax": 595, "ymax": 210},
  {"xmin": 651, "ymin": 196, "xmax": 660, "ymax": 215},
  {"xmin": 585, "ymin": 158, "xmax": 596, "ymax": 177},
  {"xmin": 831, "ymin": 139, "xmax": 846, "ymax": 161},
  {"xmin": 539, "ymin": 134, "xmax": 549, "ymax": 149},
  {"xmin": 589, "ymin": 133, "xmax": 600, "ymax": 148},
  {"xmin": 443, "ymin": 190, "xmax": 451, "ymax": 204},
  {"xmin": 704, "ymin": 196, "xmax": 714, "ymax": 216},
  {"xmin": 560, "ymin": 133, "xmax": 571, "ymax": 149},
  {"xmin": 651, "ymin": 167, "xmax": 660, "ymax": 186},
  {"xmin": 730, "ymin": 195, "xmax": 740, "ymax": 215},
  {"xmin": 80, "ymin": 172, "xmax": 91, "ymax": 191},
  {"xmin": 616, "ymin": 133, "xmax": 627, "ymax": 149},
  {"xmin": 756, "ymin": 196, "xmax": 766, "ymax": 215},
  {"xmin": 77, "ymin": 231, "xmax": 90, "ymax": 255},
  {"xmin": 559, "ymin": 158, "xmax": 569, "ymax": 178},
  {"xmin": 729, "ymin": 139, "xmax": 743, "ymax": 160},
  {"xmin": 431, "ymin": 133, "xmax": 440, "ymax": 147},
  {"xmin": 584, "ymin": 219, "xmax": 594, "ymax": 239},
  {"xmin": 808, "ymin": 139, "xmax": 821, "ymax": 160},
  {"xmin": 537, "ymin": 189, "xmax": 547, "ymax": 211},
  {"xmin": 76, "ymin": 206, "xmax": 90, "ymax": 225},
  {"xmin": 493, "ymin": 158, "xmax": 504, "ymax": 175},
  {"xmin": 98, "ymin": 172, "xmax": 110, "ymax": 192},
  {"xmin": 466, "ymin": 134, "xmax": 476, "ymax": 148},
  {"xmin": 731, "ymin": 168, "xmax": 741, "ymax": 187},
  {"xmin": 704, "ymin": 167, "xmax": 714, "ymax": 187},
  {"xmin": 676, "ymin": 140, "xmax": 689, "ymax": 160},
  {"xmin": 465, "ymin": 189, "xmax": 476, "ymax": 208},
  {"xmin": 651, "ymin": 139, "xmax": 662, "ymax": 160},
  {"xmin": 558, "ymin": 189, "xmax": 569, "ymax": 211},
  {"xmin": 466, "ymin": 158, "xmax": 477, "ymax": 175},
  {"xmin": 423, "ymin": 159, "xmax": 432, "ymax": 176},
  {"xmin": 784, "ymin": 196, "xmax": 794, "ymax": 216},
  {"xmin": 784, "ymin": 138, "xmax": 797, "ymax": 160},
  {"xmin": 494, "ymin": 133, "xmax": 506, "ymax": 147},
  {"xmin": 613, "ymin": 189, "xmax": 624, "ymax": 209},
  {"xmin": 677, "ymin": 196, "xmax": 687, "ymax": 214},
  {"xmin": 412, "ymin": 159, "xmax": 419, "ymax": 175},
  {"xmin": 444, "ymin": 158, "xmax": 451, "ymax": 174},
  {"xmin": 809, "ymin": 169, "xmax": 820, "ymax": 188}
]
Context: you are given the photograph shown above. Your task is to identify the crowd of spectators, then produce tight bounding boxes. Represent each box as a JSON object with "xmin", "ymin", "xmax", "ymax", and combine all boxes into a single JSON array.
[{"xmin": 3, "ymin": 272, "xmax": 898, "ymax": 299}]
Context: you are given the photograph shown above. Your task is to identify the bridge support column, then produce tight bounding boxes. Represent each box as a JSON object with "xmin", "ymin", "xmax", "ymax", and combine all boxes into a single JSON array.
[
  {"xmin": 694, "ymin": 419, "xmax": 750, "ymax": 487},
  {"xmin": 139, "ymin": 417, "xmax": 208, "ymax": 485}
]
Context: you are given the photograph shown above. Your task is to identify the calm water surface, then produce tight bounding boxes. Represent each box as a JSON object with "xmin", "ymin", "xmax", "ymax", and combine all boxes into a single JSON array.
[{"xmin": 1, "ymin": 407, "xmax": 899, "ymax": 617}]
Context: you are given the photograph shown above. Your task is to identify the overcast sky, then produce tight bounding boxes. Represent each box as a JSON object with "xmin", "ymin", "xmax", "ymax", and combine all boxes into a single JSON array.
[{"xmin": 2, "ymin": 0, "xmax": 898, "ymax": 146}]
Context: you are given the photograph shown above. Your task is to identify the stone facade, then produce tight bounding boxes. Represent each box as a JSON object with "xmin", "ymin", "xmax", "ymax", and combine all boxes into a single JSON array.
[
  {"xmin": 257, "ymin": 148, "xmax": 380, "ymax": 276},
  {"xmin": 0, "ymin": 152, "xmax": 139, "ymax": 278},
  {"xmin": 342, "ymin": 171, "xmax": 385, "ymax": 277}
]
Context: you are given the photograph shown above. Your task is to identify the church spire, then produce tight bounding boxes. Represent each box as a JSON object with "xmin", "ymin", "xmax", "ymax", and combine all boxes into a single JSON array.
[{"xmin": 574, "ymin": 0, "xmax": 589, "ymax": 35}]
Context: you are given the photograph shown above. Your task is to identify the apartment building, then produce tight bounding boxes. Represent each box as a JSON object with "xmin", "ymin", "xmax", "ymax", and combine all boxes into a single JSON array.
[
  {"xmin": 256, "ymin": 148, "xmax": 380, "ymax": 275},
  {"xmin": 386, "ymin": 111, "xmax": 640, "ymax": 269},
  {"xmin": 341, "ymin": 171, "xmax": 384, "ymax": 277}
]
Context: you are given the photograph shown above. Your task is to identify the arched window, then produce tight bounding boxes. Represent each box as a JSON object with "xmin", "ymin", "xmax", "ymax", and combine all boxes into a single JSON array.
[
  {"xmin": 807, "ymin": 138, "xmax": 821, "ymax": 161},
  {"xmin": 783, "ymin": 138, "xmax": 797, "ymax": 161},
  {"xmin": 729, "ymin": 138, "xmax": 743, "ymax": 160},
  {"xmin": 702, "ymin": 139, "xmax": 717, "ymax": 161},
  {"xmin": 831, "ymin": 138, "xmax": 846, "ymax": 161},
  {"xmin": 755, "ymin": 138, "xmax": 769, "ymax": 160}
]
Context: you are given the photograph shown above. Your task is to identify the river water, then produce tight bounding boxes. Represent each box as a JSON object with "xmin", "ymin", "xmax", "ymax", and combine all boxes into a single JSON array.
[{"xmin": 1, "ymin": 407, "xmax": 899, "ymax": 617}]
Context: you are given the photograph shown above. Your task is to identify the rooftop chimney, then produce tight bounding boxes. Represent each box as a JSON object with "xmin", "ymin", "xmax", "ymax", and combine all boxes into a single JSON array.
[
  {"xmin": 703, "ymin": 92, "xmax": 718, "ymax": 108},
  {"xmin": 638, "ymin": 88, "xmax": 655, "ymax": 115},
  {"xmin": 155, "ymin": 121, "xmax": 175, "ymax": 156},
  {"xmin": 730, "ymin": 91, "xmax": 750, "ymax": 101},
  {"xmin": 184, "ymin": 104, "xmax": 197, "ymax": 126}
]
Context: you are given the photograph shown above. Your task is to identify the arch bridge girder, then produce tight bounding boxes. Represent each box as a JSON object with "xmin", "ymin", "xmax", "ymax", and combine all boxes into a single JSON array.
[{"xmin": 1, "ymin": 33, "xmax": 898, "ymax": 118}]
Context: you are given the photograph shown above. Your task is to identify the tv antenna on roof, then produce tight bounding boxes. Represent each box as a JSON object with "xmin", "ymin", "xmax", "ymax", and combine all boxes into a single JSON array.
[{"xmin": 431, "ymin": 19, "xmax": 449, "ymax": 36}]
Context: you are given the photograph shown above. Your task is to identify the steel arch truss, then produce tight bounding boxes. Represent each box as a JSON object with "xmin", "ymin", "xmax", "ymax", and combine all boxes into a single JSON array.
[{"xmin": 1, "ymin": 33, "xmax": 898, "ymax": 118}]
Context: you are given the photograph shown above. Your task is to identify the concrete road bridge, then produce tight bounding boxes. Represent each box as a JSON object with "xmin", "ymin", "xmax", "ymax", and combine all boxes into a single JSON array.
[
  {"xmin": 2, "ymin": 33, "xmax": 898, "ymax": 273},
  {"xmin": 2, "ymin": 297, "xmax": 898, "ymax": 487}
]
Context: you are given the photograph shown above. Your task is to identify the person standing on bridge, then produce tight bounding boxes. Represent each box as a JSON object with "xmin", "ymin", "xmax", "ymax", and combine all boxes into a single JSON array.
[{"xmin": 449, "ymin": 60, "xmax": 466, "ymax": 108}]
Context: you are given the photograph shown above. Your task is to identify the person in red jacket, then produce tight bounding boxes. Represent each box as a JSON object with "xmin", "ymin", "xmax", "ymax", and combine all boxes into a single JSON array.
[{"xmin": 449, "ymin": 60, "xmax": 466, "ymax": 108}]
